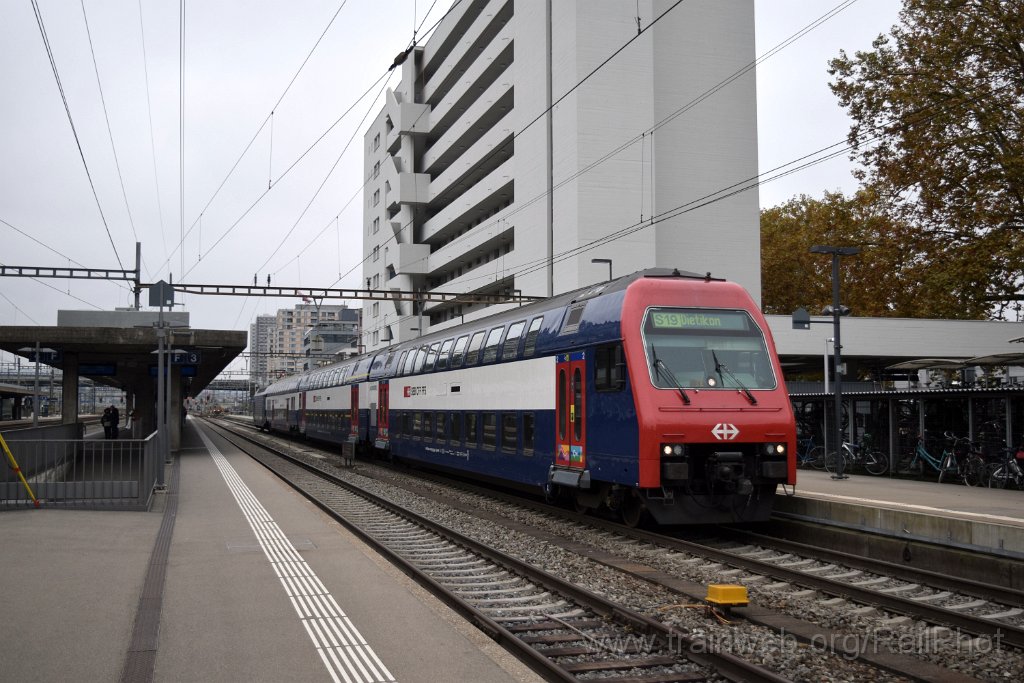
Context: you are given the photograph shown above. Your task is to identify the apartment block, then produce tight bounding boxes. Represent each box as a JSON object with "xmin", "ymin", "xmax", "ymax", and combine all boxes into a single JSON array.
[{"xmin": 362, "ymin": 0, "xmax": 759, "ymax": 350}]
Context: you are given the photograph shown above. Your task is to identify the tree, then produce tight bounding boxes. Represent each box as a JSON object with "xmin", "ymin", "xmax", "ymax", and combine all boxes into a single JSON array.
[
  {"xmin": 828, "ymin": 0, "xmax": 1024, "ymax": 305},
  {"xmin": 761, "ymin": 190, "xmax": 1009, "ymax": 319}
]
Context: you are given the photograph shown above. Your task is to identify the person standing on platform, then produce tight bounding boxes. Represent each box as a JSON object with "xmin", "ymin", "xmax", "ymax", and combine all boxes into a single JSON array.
[
  {"xmin": 110, "ymin": 405, "xmax": 120, "ymax": 439},
  {"xmin": 102, "ymin": 406, "xmax": 113, "ymax": 439}
]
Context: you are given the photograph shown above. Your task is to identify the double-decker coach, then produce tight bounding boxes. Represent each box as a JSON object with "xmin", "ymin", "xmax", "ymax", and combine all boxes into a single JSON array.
[{"xmin": 255, "ymin": 269, "xmax": 797, "ymax": 525}]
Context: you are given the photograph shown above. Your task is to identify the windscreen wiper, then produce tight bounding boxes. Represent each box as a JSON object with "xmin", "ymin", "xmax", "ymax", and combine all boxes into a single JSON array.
[
  {"xmin": 651, "ymin": 346, "xmax": 690, "ymax": 405},
  {"xmin": 712, "ymin": 350, "xmax": 757, "ymax": 405}
]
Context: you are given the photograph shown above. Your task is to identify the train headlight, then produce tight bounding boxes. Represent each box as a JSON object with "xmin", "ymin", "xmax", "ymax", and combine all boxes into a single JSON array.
[
  {"xmin": 661, "ymin": 444, "xmax": 685, "ymax": 457},
  {"xmin": 763, "ymin": 443, "xmax": 786, "ymax": 456},
  {"xmin": 706, "ymin": 376, "xmax": 717, "ymax": 387}
]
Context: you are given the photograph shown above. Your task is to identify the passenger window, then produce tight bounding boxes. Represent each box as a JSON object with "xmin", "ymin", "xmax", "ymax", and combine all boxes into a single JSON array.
[
  {"xmin": 482, "ymin": 413, "xmax": 497, "ymax": 449},
  {"xmin": 451, "ymin": 335, "xmax": 469, "ymax": 367},
  {"xmin": 482, "ymin": 327, "xmax": 504, "ymax": 363},
  {"xmin": 502, "ymin": 414, "xmax": 518, "ymax": 452},
  {"xmin": 523, "ymin": 317, "xmax": 543, "ymax": 357},
  {"xmin": 437, "ymin": 339, "xmax": 454, "ymax": 370},
  {"xmin": 424, "ymin": 342, "xmax": 440, "ymax": 371},
  {"xmin": 436, "ymin": 413, "xmax": 446, "ymax": 440},
  {"xmin": 402, "ymin": 350, "xmax": 416, "ymax": 375},
  {"xmin": 502, "ymin": 321, "xmax": 526, "ymax": 360},
  {"xmin": 413, "ymin": 346, "xmax": 428, "ymax": 373},
  {"xmin": 396, "ymin": 351, "xmax": 408, "ymax": 376},
  {"xmin": 595, "ymin": 343, "xmax": 626, "ymax": 391},
  {"xmin": 413, "ymin": 412, "xmax": 422, "ymax": 436},
  {"xmin": 466, "ymin": 413, "xmax": 478, "ymax": 446},
  {"xmin": 450, "ymin": 412, "xmax": 461, "ymax": 443},
  {"xmin": 466, "ymin": 331, "xmax": 486, "ymax": 366},
  {"xmin": 423, "ymin": 412, "xmax": 433, "ymax": 440}
]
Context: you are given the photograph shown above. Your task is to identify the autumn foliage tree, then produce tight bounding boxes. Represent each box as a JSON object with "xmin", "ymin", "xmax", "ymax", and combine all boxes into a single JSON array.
[
  {"xmin": 760, "ymin": 190, "xmax": 1011, "ymax": 319},
  {"xmin": 824, "ymin": 0, "xmax": 1024, "ymax": 310},
  {"xmin": 762, "ymin": 0, "xmax": 1023, "ymax": 318}
]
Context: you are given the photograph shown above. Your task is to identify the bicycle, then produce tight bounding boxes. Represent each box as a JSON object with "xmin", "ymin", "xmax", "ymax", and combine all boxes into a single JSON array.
[
  {"xmin": 795, "ymin": 435, "xmax": 825, "ymax": 470},
  {"xmin": 987, "ymin": 447, "xmax": 1024, "ymax": 489},
  {"xmin": 824, "ymin": 440, "xmax": 889, "ymax": 476},
  {"xmin": 897, "ymin": 433, "xmax": 984, "ymax": 485}
]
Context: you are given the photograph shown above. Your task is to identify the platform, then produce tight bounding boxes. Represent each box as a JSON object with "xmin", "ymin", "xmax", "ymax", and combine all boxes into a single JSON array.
[
  {"xmin": 0, "ymin": 418, "xmax": 540, "ymax": 682},
  {"xmin": 777, "ymin": 469, "xmax": 1024, "ymax": 558}
]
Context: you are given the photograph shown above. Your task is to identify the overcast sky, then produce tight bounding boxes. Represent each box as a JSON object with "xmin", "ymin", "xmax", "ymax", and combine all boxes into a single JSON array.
[{"xmin": 0, "ymin": 0, "xmax": 902, "ymax": 371}]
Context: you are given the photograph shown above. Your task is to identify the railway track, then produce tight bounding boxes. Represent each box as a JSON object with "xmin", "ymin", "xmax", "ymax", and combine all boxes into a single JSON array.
[
  {"xmin": 203, "ymin": 419, "xmax": 788, "ymax": 683},
  {"xmin": 213, "ymin": 418, "xmax": 1024, "ymax": 681}
]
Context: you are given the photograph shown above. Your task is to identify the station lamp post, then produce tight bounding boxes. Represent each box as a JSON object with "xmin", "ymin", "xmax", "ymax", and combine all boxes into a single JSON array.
[{"xmin": 810, "ymin": 245, "xmax": 860, "ymax": 480}]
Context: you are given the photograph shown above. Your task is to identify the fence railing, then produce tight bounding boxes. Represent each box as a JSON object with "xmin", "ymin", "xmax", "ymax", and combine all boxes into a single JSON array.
[{"xmin": 1, "ymin": 433, "xmax": 160, "ymax": 511}]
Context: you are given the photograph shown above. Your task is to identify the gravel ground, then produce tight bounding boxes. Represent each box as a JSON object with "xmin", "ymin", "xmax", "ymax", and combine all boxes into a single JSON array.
[{"xmin": 247, "ymin": 427, "xmax": 1022, "ymax": 682}]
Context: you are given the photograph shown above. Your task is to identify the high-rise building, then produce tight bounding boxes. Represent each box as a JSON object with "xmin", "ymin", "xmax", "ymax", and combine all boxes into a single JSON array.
[
  {"xmin": 249, "ymin": 315, "xmax": 276, "ymax": 387},
  {"xmin": 361, "ymin": 0, "xmax": 759, "ymax": 351},
  {"xmin": 250, "ymin": 304, "xmax": 360, "ymax": 382}
]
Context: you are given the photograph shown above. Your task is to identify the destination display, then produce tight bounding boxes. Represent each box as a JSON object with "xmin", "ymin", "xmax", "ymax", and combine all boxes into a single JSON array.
[{"xmin": 649, "ymin": 310, "xmax": 749, "ymax": 331}]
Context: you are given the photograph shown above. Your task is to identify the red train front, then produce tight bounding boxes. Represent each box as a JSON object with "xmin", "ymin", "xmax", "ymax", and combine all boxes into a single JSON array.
[{"xmin": 619, "ymin": 276, "xmax": 796, "ymax": 524}]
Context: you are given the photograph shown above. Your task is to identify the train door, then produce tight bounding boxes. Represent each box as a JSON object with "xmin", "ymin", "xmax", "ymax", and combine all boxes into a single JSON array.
[
  {"xmin": 349, "ymin": 385, "xmax": 359, "ymax": 440},
  {"xmin": 555, "ymin": 352, "xmax": 587, "ymax": 469},
  {"xmin": 299, "ymin": 392, "xmax": 307, "ymax": 433},
  {"xmin": 376, "ymin": 382, "xmax": 389, "ymax": 448}
]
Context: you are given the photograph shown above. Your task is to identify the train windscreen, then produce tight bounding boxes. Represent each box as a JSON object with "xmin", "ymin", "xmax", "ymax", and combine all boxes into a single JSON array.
[{"xmin": 642, "ymin": 308, "xmax": 777, "ymax": 390}]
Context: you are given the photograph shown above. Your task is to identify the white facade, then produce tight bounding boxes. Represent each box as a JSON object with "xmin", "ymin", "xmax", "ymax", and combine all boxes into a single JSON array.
[{"xmin": 362, "ymin": 0, "xmax": 759, "ymax": 351}]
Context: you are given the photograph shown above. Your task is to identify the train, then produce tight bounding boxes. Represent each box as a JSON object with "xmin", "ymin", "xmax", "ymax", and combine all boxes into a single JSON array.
[{"xmin": 253, "ymin": 268, "xmax": 797, "ymax": 525}]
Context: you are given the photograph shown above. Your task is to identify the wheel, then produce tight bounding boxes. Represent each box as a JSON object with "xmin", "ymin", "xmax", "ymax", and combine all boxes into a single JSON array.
[
  {"xmin": 988, "ymin": 463, "xmax": 1009, "ymax": 489},
  {"xmin": 937, "ymin": 454, "xmax": 954, "ymax": 483},
  {"xmin": 962, "ymin": 456, "xmax": 986, "ymax": 487},
  {"xmin": 620, "ymin": 495, "xmax": 646, "ymax": 528},
  {"xmin": 808, "ymin": 446, "xmax": 826, "ymax": 470},
  {"xmin": 823, "ymin": 450, "xmax": 842, "ymax": 474},
  {"xmin": 864, "ymin": 450, "xmax": 889, "ymax": 476}
]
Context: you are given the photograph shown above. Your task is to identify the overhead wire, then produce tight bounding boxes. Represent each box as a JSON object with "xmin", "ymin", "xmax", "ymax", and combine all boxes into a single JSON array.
[
  {"xmin": 355, "ymin": 76, "xmax": 1006, "ymax": 338},
  {"xmin": 137, "ymin": 0, "xmax": 170, "ymax": 267},
  {"xmin": 29, "ymin": 0, "xmax": 126, "ymax": 273},
  {"xmin": 80, "ymin": 0, "xmax": 144, "ymax": 273},
  {"xmin": 154, "ymin": 0, "xmax": 354, "ymax": 278},
  {"xmin": 317, "ymin": 0, "xmax": 865, "ymax": 325}
]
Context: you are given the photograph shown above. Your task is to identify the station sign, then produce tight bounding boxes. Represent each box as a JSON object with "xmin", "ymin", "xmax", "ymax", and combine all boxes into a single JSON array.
[{"xmin": 170, "ymin": 350, "xmax": 201, "ymax": 365}]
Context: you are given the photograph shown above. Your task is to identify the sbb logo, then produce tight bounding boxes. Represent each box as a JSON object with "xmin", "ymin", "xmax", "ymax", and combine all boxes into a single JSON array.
[{"xmin": 404, "ymin": 386, "xmax": 426, "ymax": 397}]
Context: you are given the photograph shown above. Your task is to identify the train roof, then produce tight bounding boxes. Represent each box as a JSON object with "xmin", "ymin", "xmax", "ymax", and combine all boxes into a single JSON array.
[{"xmin": 258, "ymin": 268, "xmax": 723, "ymax": 395}]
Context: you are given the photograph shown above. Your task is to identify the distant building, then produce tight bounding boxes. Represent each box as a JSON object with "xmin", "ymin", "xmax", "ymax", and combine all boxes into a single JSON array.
[
  {"xmin": 248, "ymin": 315, "xmax": 276, "ymax": 387},
  {"xmin": 361, "ymin": 0, "xmax": 759, "ymax": 350},
  {"xmin": 250, "ymin": 303, "xmax": 360, "ymax": 383},
  {"xmin": 303, "ymin": 309, "xmax": 361, "ymax": 371}
]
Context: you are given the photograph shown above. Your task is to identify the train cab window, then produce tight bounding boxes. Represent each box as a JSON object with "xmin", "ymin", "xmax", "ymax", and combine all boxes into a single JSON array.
[
  {"xmin": 523, "ymin": 413, "xmax": 535, "ymax": 455},
  {"xmin": 523, "ymin": 316, "xmax": 543, "ymax": 357},
  {"xmin": 450, "ymin": 412, "xmax": 462, "ymax": 443},
  {"xmin": 451, "ymin": 335, "xmax": 469, "ymax": 367},
  {"xmin": 466, "ymin": 413, "xmax": 479, "ymax": 446},
  {"xmin": 436, "ymin": 339, "xmax": 454, "ymax": 370},
  {"xmin": 466, "ymin": 331, "xmax": 486, "ymax": 366},
  {"xmin": 424, "ymin": 343, "xmax": 440, "ymax": 371},
  {"xmin": 396, "ymin": 351, "xmax": 409, "ymax": 376},
  {"xmin": 435, "ymin": 413, "xmax": 446, "ymax": 440},
  {"xmin": 482, "ymin": 413, "xmax": 497, "ymax": 449},
  {"xmin": 482, "ymin": 327, "xmax": 504, "ymax": 364},
  {"xmin": 502, "ymin": 321, "xmax": 526, "ymax": 361},
  {"xmin": 502, "ymin": 414, "xmax": 518, "ymax": 452},
  {"xmin": 413, "ymin": 412, "xmax": 422, "ymax": 437},
  {"xmin": 595, "ymin": 343, "xmax": 626, "ymax": 391}
]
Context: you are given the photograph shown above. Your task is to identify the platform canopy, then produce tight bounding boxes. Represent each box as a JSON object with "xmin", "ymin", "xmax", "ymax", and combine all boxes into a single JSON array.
[
  {"xmin": 963, "ymin": 352, "xmax": 1024, "ymax": 366},
  {"xmin": 885, "ymin": 358, "xmax": 968, "ymax": 371}
]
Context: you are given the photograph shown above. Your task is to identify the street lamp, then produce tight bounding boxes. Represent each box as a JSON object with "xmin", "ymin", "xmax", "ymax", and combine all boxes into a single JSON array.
[
  {"xmin": 810, "ymin": 245, "xmax": 860, "ymax": 480},
  {"xmin": 591, "ymin": 258, "xmax": 613, "ymax": 282}
]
